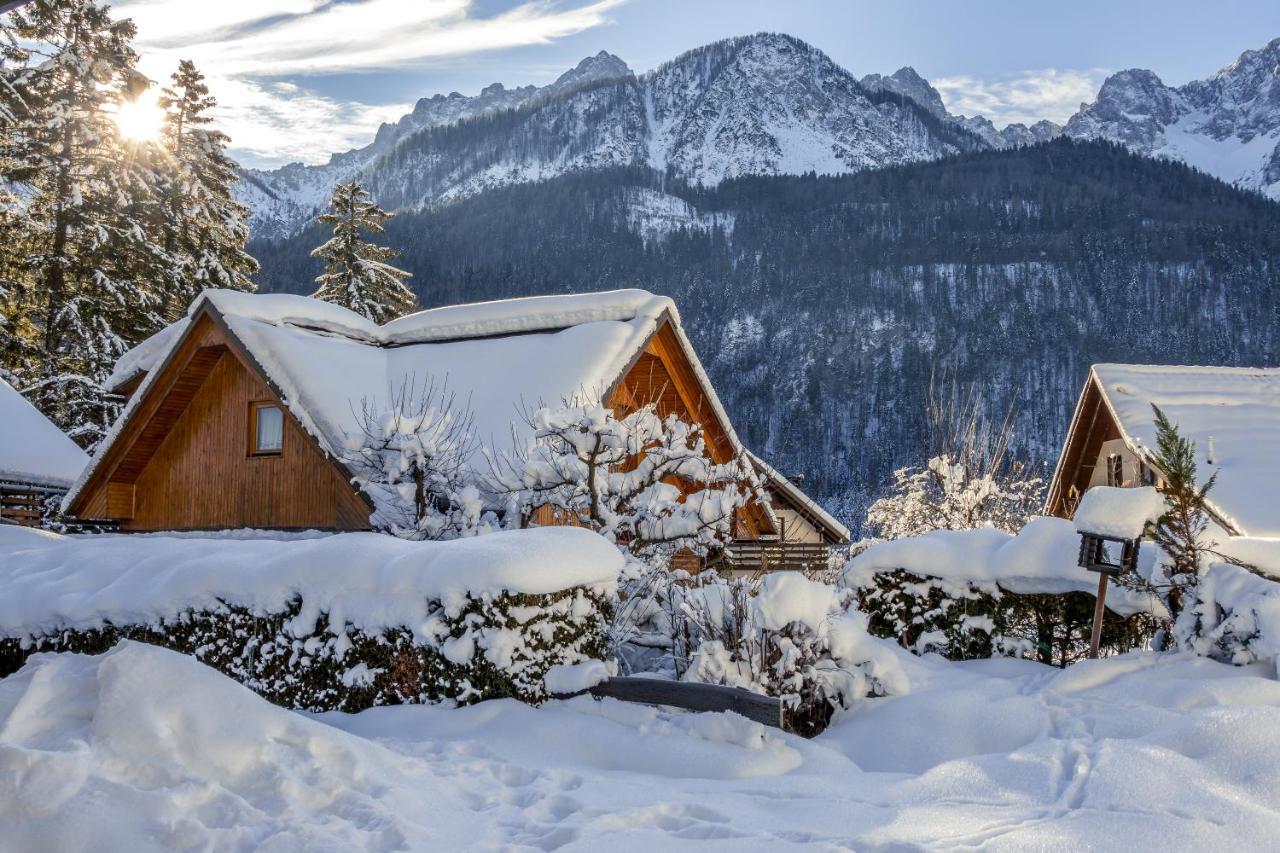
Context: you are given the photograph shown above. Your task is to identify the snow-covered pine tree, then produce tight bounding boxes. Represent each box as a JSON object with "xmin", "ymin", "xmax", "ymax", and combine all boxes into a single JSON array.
[
  {"xmin": 0, "ymin": 0, "xmax": 165, "ymax": 446},
  {"xmin": 154, "ymin": 60, "xmax": 257, "ymax": 320},
  {"xmin": 310, "ymin": 180, "xmax": 415, "ymax": 323}
]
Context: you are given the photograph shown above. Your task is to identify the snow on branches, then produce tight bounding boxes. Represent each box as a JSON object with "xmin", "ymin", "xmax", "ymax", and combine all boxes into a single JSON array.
[
  {"xmin": 342, "ymin": 378, "xmax": 494, "ymax": 541},
  {"xmin": 867, "ymin": 454, "xmax": 1044, "ymax": 539},
  {"xmin": 489, "ymin": 401, "xmax": 762, "ymax": 559},
  {"xmin": 310, "ymin": 180, "xmax": 415, "ymax": 324}
]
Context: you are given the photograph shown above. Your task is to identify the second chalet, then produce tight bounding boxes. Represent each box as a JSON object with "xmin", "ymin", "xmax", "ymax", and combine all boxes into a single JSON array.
[{"xmin": 64, "ymin": 288, "xmax": 848, "ymax": 569}]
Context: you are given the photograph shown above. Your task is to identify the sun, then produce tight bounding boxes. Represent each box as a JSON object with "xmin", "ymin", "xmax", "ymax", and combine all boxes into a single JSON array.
[{"xmin": 113, "ymin": 94, "xmax": 165, "ymax": 142}]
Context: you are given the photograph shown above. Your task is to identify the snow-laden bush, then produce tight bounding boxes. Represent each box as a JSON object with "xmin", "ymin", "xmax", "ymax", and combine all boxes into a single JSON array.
[
  {"xmin": 615, "ymin": 564, "xmax": 907, "ymax": 735},
  {"xmin": 1176, "ymin": 541, "xmax": 1280, "ymax": 666},
  {"xmin": 0, "ymin": 526, "xmax": 618, "ymax": 710},
  {"xmin": 489, "ymin": 401, "xmax": 763, "ymax": 559},
  {"xmin": 867, "ymin": 454, "xmax": 1044, "ymax": 539},
  {"xmin": 343, "ymin": 379, "xmax": 499, "ymax": 540}
]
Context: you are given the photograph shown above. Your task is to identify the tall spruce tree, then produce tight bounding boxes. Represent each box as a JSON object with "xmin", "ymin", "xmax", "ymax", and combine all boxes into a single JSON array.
[
  {"xmin": 0, "ymin": 0, "xmax": 165, "ymax": 447},
  {"xmin": 1148, "ymin": 404, "xmax": 1217, "ymax": 620},
  {"xmin": 310, "ymin": 180, "xmax": 415, "ymax": 323},
  {"xmin": 155, "ymin": 59, "xmax": 257, "ymax": 320}
]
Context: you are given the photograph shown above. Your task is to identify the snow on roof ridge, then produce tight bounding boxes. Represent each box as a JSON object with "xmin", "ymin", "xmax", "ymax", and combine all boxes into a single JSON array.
[
  {"xmin": 108, "ymin": 289, "xmax": 674, "ymax": 392},
  {"xmin": 381, "ymin": 289, "xmax": 675, "ymax": 344},
  {"xmin": 1093, "ymin": 362, "xmax": 1280, "ymax": 377}
]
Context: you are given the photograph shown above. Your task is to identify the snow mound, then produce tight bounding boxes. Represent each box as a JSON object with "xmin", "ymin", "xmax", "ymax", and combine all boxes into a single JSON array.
[
  {"xmin": 1073, "ymin": 485, "xmax": 1165, "ymax": 539},
  {"xmin": 842, "ymin": 516, "xmax": 1162, "ymax": 615},
  {"xmin": 0, "ymin": 377, "xmax": 88, "ymax": 488},
  {"xmin": 0, "ymin": 525, "xmax": 621, "ymax": 639},
  {"xmin": 0, "ymin": 642, "xmax": 477, "ymax": 851}
]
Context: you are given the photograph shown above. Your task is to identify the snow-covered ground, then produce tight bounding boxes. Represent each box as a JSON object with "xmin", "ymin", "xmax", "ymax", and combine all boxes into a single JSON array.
[{"xmin": 4, "ymin": 641, "xmax": 1279, "ymax": 851}]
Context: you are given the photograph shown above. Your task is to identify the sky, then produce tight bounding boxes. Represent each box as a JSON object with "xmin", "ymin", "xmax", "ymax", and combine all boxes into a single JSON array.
[{"xmin": 101, "ymin": 0, "xmax": 1280, "ymax": 169}]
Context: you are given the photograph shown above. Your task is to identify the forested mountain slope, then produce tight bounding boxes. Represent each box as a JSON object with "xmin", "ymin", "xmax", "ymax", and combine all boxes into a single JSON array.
[{"xmin": 251, "ymin": 139, "xmax": 1280, "ymax": 531}]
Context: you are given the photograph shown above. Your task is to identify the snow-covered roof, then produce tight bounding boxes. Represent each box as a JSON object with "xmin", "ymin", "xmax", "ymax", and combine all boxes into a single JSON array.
[
  {"xmin": 1089, "ymin": 363, "xmax": 1280, "ymax": 538},
  {"xmin": 0, "ymin": 377, "xmax": 88, "ymax": 489},
  {"xmin": 74, "ymin": 289, "xmax": 750, "ymax": 510},
  {"xmin": 746, "ymin": 450, "xmax": 850, "ymax": 543}
]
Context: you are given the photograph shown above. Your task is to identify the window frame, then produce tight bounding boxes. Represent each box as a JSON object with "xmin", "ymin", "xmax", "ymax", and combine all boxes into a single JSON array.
[
  {"xmin": 248, "ymin": 400, "xmax": 285, "ymax": 457},
  {"xmin": 1106, "ymin": 453, "xmax": 1124, "ymax": 487}
]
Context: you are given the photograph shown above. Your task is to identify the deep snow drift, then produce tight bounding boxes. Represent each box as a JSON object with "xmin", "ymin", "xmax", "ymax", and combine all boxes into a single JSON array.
[{"xmin": 4, "ymin": 641, "xmax": 1280, "ymax": 851}]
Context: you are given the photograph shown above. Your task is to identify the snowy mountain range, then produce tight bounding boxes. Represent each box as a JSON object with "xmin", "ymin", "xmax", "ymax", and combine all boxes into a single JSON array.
[
  {"xmin": 237, "ymin": 32, "xmax": 1280, "ymax": 239},
  {"xmin": 1062, "ymin": 38, "xmax": 1280, "ymax": 198}
]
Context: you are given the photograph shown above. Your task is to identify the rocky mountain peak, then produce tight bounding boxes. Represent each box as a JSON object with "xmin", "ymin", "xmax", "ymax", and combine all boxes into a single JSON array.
[
  {"xmin": 861, "ymin": 66, "xmax": 948, "ymax": 118},
  {"xmin": 554, "ymin": 50, "xmax": 632, "ymax": 88}
]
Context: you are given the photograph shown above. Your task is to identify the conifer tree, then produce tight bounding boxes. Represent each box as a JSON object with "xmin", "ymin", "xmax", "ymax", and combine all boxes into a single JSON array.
[
  {"xmin": 311, "ymin": 180, "xmax": 415, "ymax": 323},
  {"xmin": 1148, "ymin": 404, "xmax": 1217, "ymax": 619},
  {"xmin": 0, "ymin": 0, "xmax": 165, "ymax": 447},
  {"xmin": 155, "ymin": 59, "xmax": 257, "ymax": 320}
]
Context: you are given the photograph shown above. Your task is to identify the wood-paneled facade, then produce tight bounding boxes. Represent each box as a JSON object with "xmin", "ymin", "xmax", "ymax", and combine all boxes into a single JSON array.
[{"xmin": 68, "ymin": 310, "xmax": 371, "ymax": 531}]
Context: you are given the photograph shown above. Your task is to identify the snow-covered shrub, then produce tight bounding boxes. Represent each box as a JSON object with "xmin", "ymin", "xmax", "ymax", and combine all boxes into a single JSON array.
[
  {"xmin": 852, "ymin": 569, "xmax": 1014, "ymax": 659},
  {"xmin": 1, "ymin": 588, "xmax": 610, "ymax": 710},
  {"xmin": 624, "ymin": 569, "xmax": 902, "ymax": 735},
  {"xmin": 343, "ymin": 379, "xmax": 497, "ymax": 540},
  {"xmin": 489, "ymin": 401, "xmax": 763, "ymax": 559},
  {"xmin": 1175, "ymin": 539, "xmax": 1280, "ymax": 665},
  {"xmin": 0, "ymin": 526, "xmax": 619, "ymax": 710},
  {"xmin": 867, "ymin": 455, "xmax": 1045, "ymax": 539}
]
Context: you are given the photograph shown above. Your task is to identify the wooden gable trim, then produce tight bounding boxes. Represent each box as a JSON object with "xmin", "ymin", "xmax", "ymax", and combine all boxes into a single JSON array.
[{"xmin": 69, "ymin": 302, "xmax": 374, "ymax": 520}]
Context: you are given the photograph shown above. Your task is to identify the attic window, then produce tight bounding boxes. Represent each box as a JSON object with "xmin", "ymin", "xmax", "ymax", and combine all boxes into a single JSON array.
[
  {"xmin": 250, "ymin": 402, "xmax": 283, "ymax": 455},
  {"xmin": 1106, "ymin": 454, "xmax": 1124, "ymax": 487}
]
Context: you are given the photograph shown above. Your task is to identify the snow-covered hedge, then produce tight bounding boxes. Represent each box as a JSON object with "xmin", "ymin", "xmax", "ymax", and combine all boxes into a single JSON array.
[
  {"xmin": 0, "ymin": 526, "xmax": 621, "ymax": 709},
  {"xmin": 842, "ymin": 518, "xmax": 1163, "ymax": 664}
]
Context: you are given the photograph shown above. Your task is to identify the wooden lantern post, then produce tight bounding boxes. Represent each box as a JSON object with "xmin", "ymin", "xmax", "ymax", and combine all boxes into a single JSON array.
[{"xmin": 1077, "ymin": 531, "xmax": 1141, "ymax": 660}]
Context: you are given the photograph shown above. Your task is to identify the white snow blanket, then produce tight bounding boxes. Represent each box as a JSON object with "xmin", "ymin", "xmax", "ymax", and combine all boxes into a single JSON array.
[
  {"xmin": 0, "ymin": 525, "xmax": 621, "ymax": 639},
  {"xmin": 4, "ymin": 641, "xmax": 1280, "ymax": 849},
  {"xmin": 843, "ymin": 517, "xmax": 1162, "ymax": 616},
  {"xmin": 1090, "ymin": 363, "xmax": 1280, "ymax": 537},
  {"xmin": 1073, "ymin": 485, "xmax": 1165, "ymax": 539},
  {"xmin": 0, "ymin": 377, "xmax": 87, "ymax": 488}
]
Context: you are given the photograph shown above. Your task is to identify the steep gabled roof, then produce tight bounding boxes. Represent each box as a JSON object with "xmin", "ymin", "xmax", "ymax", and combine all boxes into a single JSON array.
[
  {"xmin": 746, "ymin": 451, "xmax": 850, "ymax": 544},
  {"xmin": 69, "ymin": 289, "xmax": 758, "ymax": 523},
  {"xmin": 1048, "ymin": 363, "xmax": 1280, "ymax": 538},
  {"xmin": 0, "ymin": 378, "xmax": 89, "ymax": 490}
]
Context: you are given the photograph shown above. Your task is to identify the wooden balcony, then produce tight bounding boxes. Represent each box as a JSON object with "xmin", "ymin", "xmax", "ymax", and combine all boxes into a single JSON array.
[{"xmin": 722, "ymin": 540, "xmax": 833, "ymax": 573}]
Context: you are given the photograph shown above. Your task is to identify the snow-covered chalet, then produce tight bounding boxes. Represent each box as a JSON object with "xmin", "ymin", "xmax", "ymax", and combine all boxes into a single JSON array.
[
  {"xmin": 64, "ymin": 289, "xmax": 848, "ymax": 568},
  {"xmin": 1046, "ymin": 363, "xmax": 1280, "ymax": 538},
  {"xmin": 0, "ymin": 377, "xmax": 89, "ymax": 526}
]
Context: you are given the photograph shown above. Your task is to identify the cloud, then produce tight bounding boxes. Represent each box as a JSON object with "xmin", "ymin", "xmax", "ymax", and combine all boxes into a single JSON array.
[
  {"xmin": 932, "ymin": 68, "xmax": 1110, "ymax": 127},
  {"xmin": 113, "ymin": 0, "xmax": 624, "ymax": 166}
]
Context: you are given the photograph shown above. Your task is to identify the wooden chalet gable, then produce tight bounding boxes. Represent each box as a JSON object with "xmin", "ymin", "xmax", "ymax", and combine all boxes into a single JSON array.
[{"xmin": 67, "ymin": 304, "xmax": 372, "ymax": 531}]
